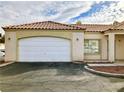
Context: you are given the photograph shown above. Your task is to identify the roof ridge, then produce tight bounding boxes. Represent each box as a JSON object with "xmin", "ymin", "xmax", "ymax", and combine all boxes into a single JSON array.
[
  {"xmin": 2, "ymin": 21, "xmax": 51, "ymax": 28},
  {"xmin": 47, "ymin": 21, "xmax": 83, "ymax": 29},
  {"xmin": 2, "ymin": 21, "xmax": 85, "ymax": 30},
  {"xmin": 3, "ymin": 21, "xmax": 79, "ymax": 28},
  {"xmin": 73, "ymin": 24, "xmax": 111, "ymax": 26}
]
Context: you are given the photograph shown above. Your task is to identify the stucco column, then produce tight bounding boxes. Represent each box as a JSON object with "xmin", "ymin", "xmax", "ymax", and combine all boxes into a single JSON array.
[
  {"xmin": 5, "ymin": 32, "xmax": 17, "ymax": 62},
  {"xmin": 108, "ymin": 33, "xmax": 115, "ymax": 62},
  {"xmin": 72, "ymin": 32, "xmax": 84, "ymax": 62}
]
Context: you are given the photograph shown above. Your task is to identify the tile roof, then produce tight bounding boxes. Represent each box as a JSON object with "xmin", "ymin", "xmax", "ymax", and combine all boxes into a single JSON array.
[
  {"xmin": 72, "ymin": 24, "xmax": 112, "ymax": 32},
  {"xmin": 110, "ymin": 21, "xmax": 124, "ymax": 30},
  {"xmin": 2, "ymin": 21, "xmax": 85, "ymax": 30},
  {"xmin": 2, "ymin": 20, "xmax": 124, "ymax": 32}
]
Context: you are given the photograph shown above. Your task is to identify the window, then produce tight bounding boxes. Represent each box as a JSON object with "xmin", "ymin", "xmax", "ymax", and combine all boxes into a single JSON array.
[{"xmin": 84, "ymin": 39, "xmax": 100, "ymax": 54}]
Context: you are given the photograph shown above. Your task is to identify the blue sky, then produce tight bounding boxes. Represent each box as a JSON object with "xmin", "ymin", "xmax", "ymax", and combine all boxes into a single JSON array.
[
  {"xmin": 0, "ymin": 1, "xmax": 124, "ymax": 34},
  {"xmin": 70, "ymin": 1, "xmax": 116, "ymax": 21}
]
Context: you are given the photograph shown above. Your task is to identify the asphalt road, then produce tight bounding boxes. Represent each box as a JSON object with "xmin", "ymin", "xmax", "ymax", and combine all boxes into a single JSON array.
[{"xmin": 0, "ymin": 62, "xmax": 124, "ymax": 92}]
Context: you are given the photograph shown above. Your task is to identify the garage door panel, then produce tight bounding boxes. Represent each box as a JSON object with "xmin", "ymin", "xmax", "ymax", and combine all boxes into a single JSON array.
[
  {"xmin": 19, "ymin": 48, "xmax": 70, "ymax": 54},
  {"xmin": 19, "ymin": 53, "xmax": 70, "ymax": 58},
  {"xmin": 18, "ymin": 37, "xmax": 71, "ymax": 62},
  {"xmin": 19, "ymin": 46, "xmax": 69, "ymax": 51},
  {"xmin": 19, "ymin": 42, "xmax": 70, "ymax": 47},
  {"xmin": 19, "ymin": 37, "xmax": 69, "ymax": 44},
  {"xmin": 19, "ymin": 57, "xmax": 70, "ymax": 62},
  {"xmin": 19, "ymin": 53, "xmax": 70, "ymax": 56},
  {"xmin": 25, "ymin": 37, "xmax": 67, "ymax": 42}
]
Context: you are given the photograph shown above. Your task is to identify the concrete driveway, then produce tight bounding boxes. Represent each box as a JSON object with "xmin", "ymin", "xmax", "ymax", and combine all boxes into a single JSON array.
[{"xmin": 0, "ymin": 62, "xmax": 124, "ymax": 92}]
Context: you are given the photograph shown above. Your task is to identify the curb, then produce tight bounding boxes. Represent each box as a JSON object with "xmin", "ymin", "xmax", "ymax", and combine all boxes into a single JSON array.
[
  {"xmin": 0, "ymin": 62, "xmax": 15, "ymax": 67},
  {"xmin": 84, "ymin": 65, "xmax": 124, "ymax": 78},
  {"xmin": 88, "ymin": 64, "xmax": 124, "ymax": 66}
]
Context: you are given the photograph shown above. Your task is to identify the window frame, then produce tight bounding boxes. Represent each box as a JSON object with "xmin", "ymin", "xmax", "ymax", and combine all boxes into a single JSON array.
[{"xmin": 84, "ymin": 39, "xmax": 101, "ymax": 55}]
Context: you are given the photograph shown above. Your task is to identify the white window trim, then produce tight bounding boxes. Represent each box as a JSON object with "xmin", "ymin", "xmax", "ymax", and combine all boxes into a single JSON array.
[{"xmin": 84, "ymin": 39, "xmax": 101, "ymax": 55}]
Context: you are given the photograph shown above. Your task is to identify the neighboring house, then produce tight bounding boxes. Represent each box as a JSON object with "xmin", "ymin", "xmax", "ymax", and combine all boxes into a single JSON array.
[{"xmin": 2, "ymin": 21, "xmax": 124, "ymax": 63}]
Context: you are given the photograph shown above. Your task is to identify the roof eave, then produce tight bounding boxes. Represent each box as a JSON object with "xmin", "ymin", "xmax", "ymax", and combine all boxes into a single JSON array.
[{"xmin": 2, "ymin": 28, "xmax": 86, "ymax": 31}]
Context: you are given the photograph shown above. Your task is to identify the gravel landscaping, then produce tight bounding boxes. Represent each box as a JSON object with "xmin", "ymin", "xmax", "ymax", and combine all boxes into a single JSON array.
[{"xmin": 0, "ymin": 62, "xmax": 124, "ymax": 92}]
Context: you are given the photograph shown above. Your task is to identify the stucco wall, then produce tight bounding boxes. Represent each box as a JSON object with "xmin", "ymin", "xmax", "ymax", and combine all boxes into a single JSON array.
[
  {"xmin": 72, "ymin": 32, "xmax": 84, "ymax": 61},
  {"xmin": 84, "ymin": 32, "xmax": 108, "ymax": 60},
  {"xmin": 5, "ymin": 32, "xmax": 17, "ymax": 62},
  {"xmin": 115, "ymin": 35, "xmax": 124, "ymax": 60}
]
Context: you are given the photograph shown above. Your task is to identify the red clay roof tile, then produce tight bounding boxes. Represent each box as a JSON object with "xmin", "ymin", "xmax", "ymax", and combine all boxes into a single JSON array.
[
  {"xmin": 2, "ymin": 21, "xmax": 85, "ymax": 30},
  {"xmin": 72, "ymin": 24, "xmax": 112, "ymax": 32}
]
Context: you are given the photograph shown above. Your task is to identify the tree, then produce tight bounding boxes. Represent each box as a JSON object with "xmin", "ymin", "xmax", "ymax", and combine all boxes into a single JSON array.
[
  {"xmin": 0, "ymin": 35, "xmax": 5, "ymax": 43},
  {"xmin": 76, "ymin": 21, "xmax": 82, "ymax": 25},
  {"xmin": 113, "ymin": 21, "xmax": 120, "ymax": 26}
]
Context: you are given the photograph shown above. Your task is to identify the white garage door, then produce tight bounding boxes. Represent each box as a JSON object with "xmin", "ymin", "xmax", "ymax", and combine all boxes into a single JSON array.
[{"xmin": 18, "ymin": 37, "xmax": 71, "ymax": 62}]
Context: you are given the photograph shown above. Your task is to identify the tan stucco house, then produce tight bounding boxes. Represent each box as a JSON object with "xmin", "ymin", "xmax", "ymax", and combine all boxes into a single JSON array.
[{"xmin": 2, "ymin": 21, "xmax": 124, "ymax": 63}]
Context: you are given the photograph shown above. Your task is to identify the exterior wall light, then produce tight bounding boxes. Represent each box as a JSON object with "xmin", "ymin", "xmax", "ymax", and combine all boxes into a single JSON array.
[{"xmin": 8, "ymin": 37, "xmax": 11, "ymax": 40}]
